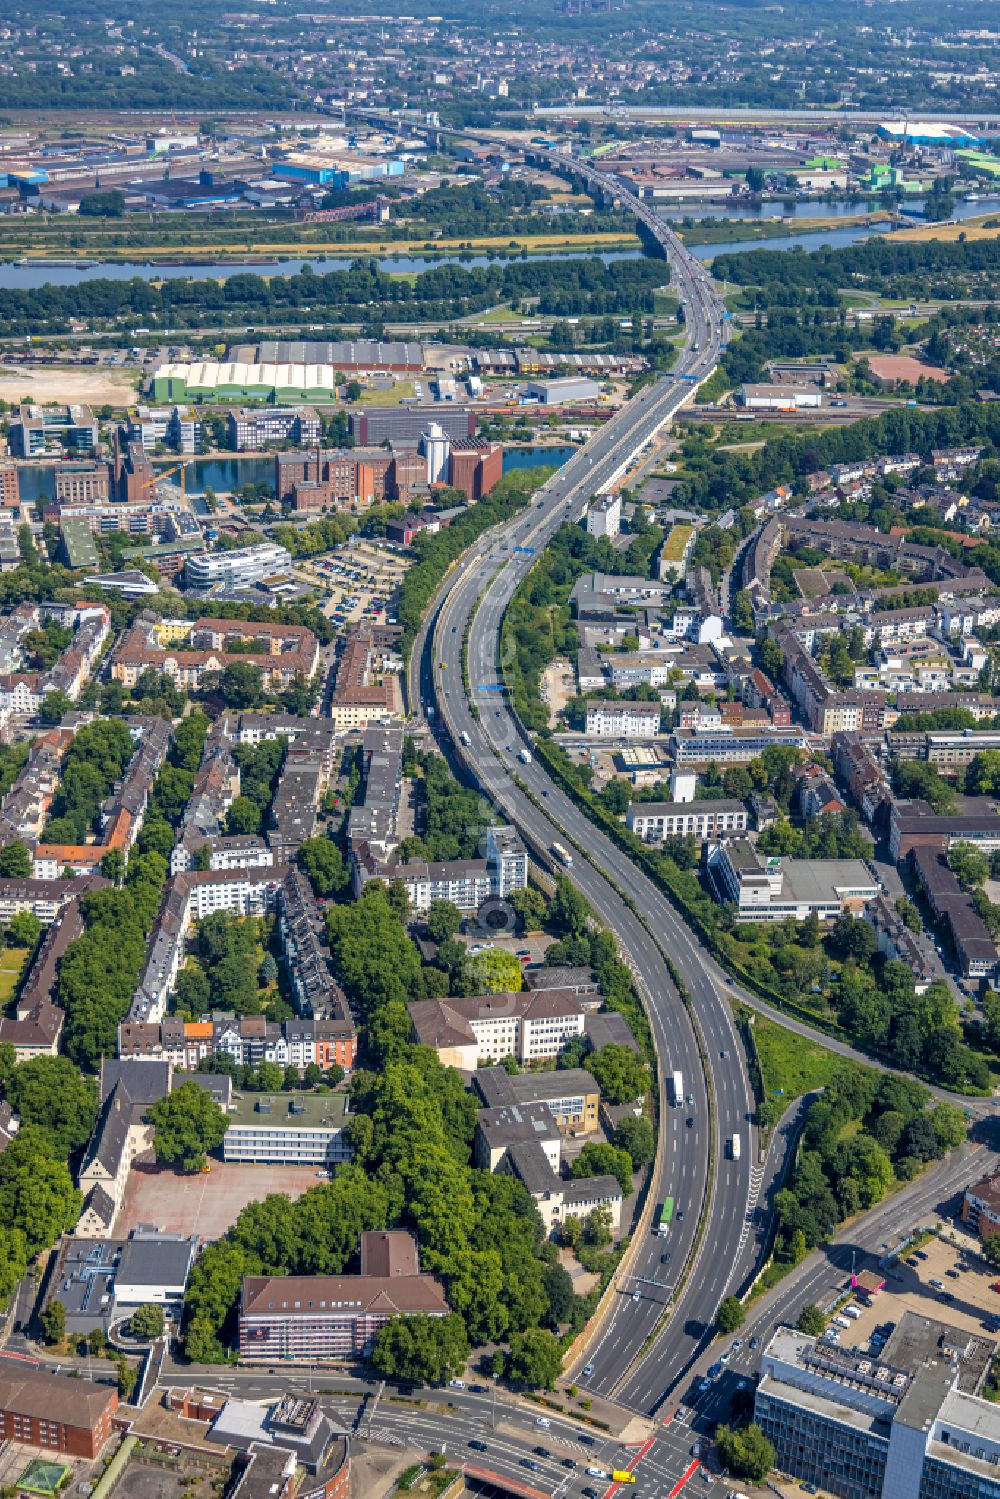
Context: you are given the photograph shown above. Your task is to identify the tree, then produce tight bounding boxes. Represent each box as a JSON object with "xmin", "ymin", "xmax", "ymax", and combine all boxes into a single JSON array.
[
  {"xmin": 571, "ymin": 1143, "xmax": 633, "ymax": 1197},
  {"xmin": 5, "ymin": 1056, "xmax": 97, "ymax": 1159},
  {"xmin": 425, "ymin": 900, "xmax": 462, "ymax": 945},
  {"xmin": 614, "ymin": 1114, "xmax": 656, "ymax": 1171},
  {"xmin": 0, "ymin": 841, "xmax": 31, "ymax": 878},
  {"xmin": 949, "ymin": 840, "xmax": 990, "ymax": 890},
  {"xmin": 796, "ymin": 1304, "xmax": 827, "ymax": 1336},
  {"xmin": 827, "ymin": 913, "xmax": 877, "ymax": 963},
  {"xmin": 930, "ymin": 1103, "xmax": 967, "ymax": 1152},
  {"xmin": 510, "ymin": 886, "xmax": 548, "ymax": 932},
  {"xmin": 130, "ymin": 1304, "xmax": 165, "ymax": 1340},
  {"xmin": 6, "ymin": 911, "xmax": 40, "ymax": 949},
  {"xmin": 100, "ymin": 848, "xmax": 126, "ymax": 887},
  {"xmin": 466, "ymin": 948, "xmax": 524, "ymax": 995},
  {"xmin": 297, "ymin": 838, "xmax": 349, "ymax": 898},
  {"xmin": 502, "ymin": 1328, "xmax": 564, "ymax": 1390},
  {"xmin": 0, "ymin": 1128, "xmax": 81, "ymax": 1256},
  {"xmin": 220, "ymin": 662, "xmax": 263, "ymax": 709},
  {"xmin": 541, "ymin": 1262, "xmax": 576, "ymax": 1329},
  {"xmin": 174, "ymin": 965, "xmax": 211, "ymax": 1015},
  {"xmin": 149, "ymin": 1083, "xmax": 229, "ymax": 1173},
  {"xmin": 39, "ymin": 691, "xmax": 73, "ymax": 725},
  {"xmin": 40, "ymin": 1299, "xmax": 66, "ymax": 1345},
  {"xmin": 225, "ymin": 795, "xmax": 261, "ymax": 837},
  {"xmin": 983, "ymin": 1237, "xmax": 1000, "ymax": 1268},
  {"xmin": 371, "ymin": 1313, "xmax": 469, "ymax": 1386},
  {"xmin": 715, "ymin": 1424, "xmax": 775, "ymax": 1483},
  {"xmin": 583, "ymin": 1203, "xmax": 613, "ymax": 1247},
  {"xmin": 717, "ymin": 1295, "xmax": 745, "ymax": 1335},
  {"xmin": 587, "ymin": 1044, "xmax": 651, "ymax": 1105},
  {"xmin": 548, "ymin": 876, "xmax": 590, "ymax": 937}
]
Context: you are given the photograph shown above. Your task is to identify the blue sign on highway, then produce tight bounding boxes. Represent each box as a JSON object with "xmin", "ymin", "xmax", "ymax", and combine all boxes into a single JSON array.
[
  {"xmin": 680, "ymin": 374, "xmax": 698, "ymax": 382},
  {"xmin": 477, "ymin": 683, "xmax": 505, "ymax": 692},
  {"xmin": 513, "ymin": 545, "xmax": 535, "ymax": 554}
]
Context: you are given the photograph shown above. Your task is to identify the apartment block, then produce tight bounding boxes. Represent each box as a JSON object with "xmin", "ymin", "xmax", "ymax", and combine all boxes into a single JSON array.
[
  {"xmin": 585, "ymin": 700, "xmax": 662, "ymax": 738},
  {"xmin": 627, "ymin": 798, "xmax": 747, "ymax": 843}
]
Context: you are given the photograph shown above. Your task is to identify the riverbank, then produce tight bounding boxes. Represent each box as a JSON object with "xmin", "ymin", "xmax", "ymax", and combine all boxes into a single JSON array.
[
  {"xmin": 0, "ymin": 229, "xmax": 642, "ymax": 267},
  {"xmin": 676, "ymin": 210, "xmax": 892, "ymax": 246}
]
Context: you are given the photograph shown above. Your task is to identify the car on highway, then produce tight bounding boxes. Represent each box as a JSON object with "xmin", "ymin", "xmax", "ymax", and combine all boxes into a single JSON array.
[
  {"xmin": 582, "ymin": 1363, "xmax": 594, "ymax": 1377},
  {"xmin": 586, "ymin": 1467, "xmax": 607, "ymax": 1479},
  {"xmin": 448, "ymin": 1379, "xmax": 465, "ymax": 1389},
  {"xmin": 686, "ymin": 1094, "xmax": 694, "ymax": 1106},
  {"xmin": 661, "ymin": 1252, "xmax": 671, "ymax": 1263},
  {"xmin": 534, "ymin": 1446, "xmax": 550, "ymax": 1458},
  {"xmin": 520, "ymin": 1459, "xmax": 539, "ymax": 1472},
  {"xmin": 720, "ymin": 1351, "xmax": 731, "ymax": 1365},
  {"xmin": 561, "ymin": 1458, "xmax": 577, "ymax": 1469},
  {"xmin": 732, "ymin": 1339, "xmax": 743, "ymax": 1353},
  {"xmin": 697, "ymin": 1378, "xmax": 712, "ymax": 1394},
  {"xmin": 687, "ymin": 1116, "xmax": 694, "ymax": 1127},
  {"xmin": 708, "ymin": 1362, "xmax": 723, "ymax": 1378},
  {"xmin": 469, "ymin": 1440, "xmax": 488, "ymax": 1453},
  {"xmin": 535, "ymin": 1417, "xmax": 550, "ymax": 1429},
  {"xmin": 582, "ymin": 1490, "xmax": 599, "ymax": 1499}
]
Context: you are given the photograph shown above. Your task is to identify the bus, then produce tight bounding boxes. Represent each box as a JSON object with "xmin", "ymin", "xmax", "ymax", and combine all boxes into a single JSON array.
[
  {"xmin": 657, "ymin": 1198, "xmax": 674, "ymax": 1236},
  {"xmin": 551, "ymin": 842, "xmax": 573, "ymax": 867}
]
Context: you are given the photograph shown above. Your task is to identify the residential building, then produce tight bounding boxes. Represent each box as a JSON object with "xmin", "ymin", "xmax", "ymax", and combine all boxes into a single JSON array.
[
  {"xmin": 908, "ymin": 845, "xmax": 997, "ymax": 981},
  {"xmin": 238, "ymin": 1231, "xmax": 449, "ymax": 1362},
  {"xmin": 408, "ymin": 989, "xmax": 587, "ymax": 1069},
  {"xmin": 112, "ymin": 616, "xmax": 318, "ymax": 694},
  {"xmin": 0, "ymin": 1369, "xmax": 117, "ymax": 1458},
  {"xmin": 328, "ymin": 625, "xmax": 400, "ymax": 730},
  {"xmin": 222, "ymin": 1091, "xmax": 352, "ymax": 1167},
  {"xmin": 585, "ymin": 700, "xmax": 662, "ymax": 738},
  {"xmin": 351, "ymin": 822, "xmax": 526, "ymax": 913},
  {"xmin": 226, "ymin": 407, "xmax": 322, "ymax": 451},
  {"xmin": 864, "ymin": 897, "xmax": 938, "ymax": 993},
  {"xmin": 0, "ymin": 463, "xmax": 18, "ymax": 509},
  {"xmin": 587, "ymin": 494, "xmax": 621, "ymax": 539},
  {"xmin": 658, "ymin": 524, "xmax": 696, "ymax": 580},
  {"xmin": 127, "ymin": 405, "xmax": 198, "ymax": 453},
  {"xmin": 706, "ymin": 839, "xmax": 878, "ymax": 923},
  {"xmin": 627, "ymin": 798, "xmax": 747, "ymax": 843}
]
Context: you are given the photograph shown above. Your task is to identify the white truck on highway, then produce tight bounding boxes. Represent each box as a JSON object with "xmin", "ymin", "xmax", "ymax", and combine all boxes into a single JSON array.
[
  {"xmin": 518, "ymin": 748, "xmax": 532, "ymax": 764},
  {"xmin": 459, "ymin": 730, "xmax": 471, "ymax": 747},
  {"xmin": 671, "ymin": 1070, "xmax": 684, "ymax": 1107},
  {"xmin": 730, "ymin": 1133, "xmax": 742, "ymax": 1161}
]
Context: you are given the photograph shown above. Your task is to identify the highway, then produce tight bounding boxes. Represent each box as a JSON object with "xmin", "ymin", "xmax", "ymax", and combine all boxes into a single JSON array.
[{"xmin": 414, "ymin": 150, "xmax": 777, "ymax": 1417}]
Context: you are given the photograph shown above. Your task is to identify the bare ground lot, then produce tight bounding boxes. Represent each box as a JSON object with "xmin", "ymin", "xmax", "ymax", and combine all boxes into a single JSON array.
[
  {"xmin": 116, "ymin": 1161, "xmax": 322, "ymax": 1241},
  {"xmin": 0, "ymin": 365, "xmax": 140, "ymax": 405}
]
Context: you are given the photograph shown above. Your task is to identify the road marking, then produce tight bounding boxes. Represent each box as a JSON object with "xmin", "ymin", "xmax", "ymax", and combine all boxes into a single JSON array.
[{"xmin": 666, "ymin": 1458, "xmax": 701, "ymax": 1498}]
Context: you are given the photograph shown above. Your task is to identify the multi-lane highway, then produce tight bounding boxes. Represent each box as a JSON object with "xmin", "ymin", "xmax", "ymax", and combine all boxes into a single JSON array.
[{"xmin": 415, "ymin": 159, "xmax": 779, "ymax": 1415}]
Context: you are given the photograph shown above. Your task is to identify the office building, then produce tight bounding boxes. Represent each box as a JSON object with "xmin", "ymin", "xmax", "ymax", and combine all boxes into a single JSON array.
[
  {"xmin": 756, "ymin": 1318, "xmax": 1000, "ymax": 1499},
  {"xmin": 408, "ymin": 989, "xmax": 586, "ymax": 1070},
  {"xmin": 706, "ymin": 839, "xmax": 878, "ymax": 923},
  {"xmin": 222, "ymin": 1091, "xmax": 352, "ymax": 1167},
  {"xmin": 10, "ymin": 404, "xmax": 97, "ymax": 457},
  {"xmin": 473, "ymin": 1065, "xmax": 601, "ymax": 1136},
  {"xmin": 184, "ymin": 543, "xmax": 292, "ymax": 592},
  {"xmin": 239, "ymin": 1231, "xmax": 448, "ymax": 1362}
]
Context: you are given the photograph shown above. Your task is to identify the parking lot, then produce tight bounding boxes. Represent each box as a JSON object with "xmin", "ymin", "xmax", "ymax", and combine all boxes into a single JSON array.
[
  {"xmin": 299, "ymin": 536, "xmax": 411, "ymax": 629},
  {"xmin": 833, "ymin": 1232, "xmax": 1000, "ymax": 1348}
]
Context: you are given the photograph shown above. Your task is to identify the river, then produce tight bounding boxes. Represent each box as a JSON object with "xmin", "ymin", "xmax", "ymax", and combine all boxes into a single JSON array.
[
  {"xmin": 14, "ymin": 444, "xmax": 577, "ymax": 503},
  {"xmin": 0, "ymin": 194, "xmax": 996, "ymax": 288}
]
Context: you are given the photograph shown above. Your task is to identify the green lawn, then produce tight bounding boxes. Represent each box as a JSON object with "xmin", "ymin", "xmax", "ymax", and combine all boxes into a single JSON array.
[
  {"xmin": 0, "ymin": 947, "xmax": 27, "ymax": 1006},
  {"xmin": 751, "ymin": 1014, "xmax": 861, "ymax": 1105},
  {"xmin": 356, "ymin": 380, "xmax": 416, "ymax": 406}
]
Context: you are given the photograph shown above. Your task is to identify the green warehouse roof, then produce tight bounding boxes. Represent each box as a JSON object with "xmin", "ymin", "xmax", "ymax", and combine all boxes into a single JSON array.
[{"xmin": 61, "ymin": 518, "xmax": 100, "ymax": 570}]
